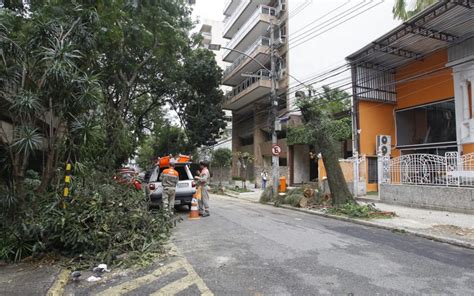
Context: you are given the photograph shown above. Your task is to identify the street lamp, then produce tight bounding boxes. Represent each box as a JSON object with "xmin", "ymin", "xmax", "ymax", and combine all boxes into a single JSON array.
[{"xmin": 208, "ymin": 44, "xmax": 270, "ymax": 73}]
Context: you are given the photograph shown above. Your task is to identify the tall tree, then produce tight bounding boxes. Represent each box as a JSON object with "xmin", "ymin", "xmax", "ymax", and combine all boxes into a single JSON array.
[
  {"xmin": 392, "ymin": 0, "xmax": 437, "ymax": 20},
  {"xmin": 170, "ymin": 49, "xmax": 226, "ymax": 149},
  {"xmin": 92, "ymin": 0, "xmax": 194, "ymax": 166},
  {"xmin": 295, "ymin": 87, "xmax": 353, "ymax": 205},
  {"xmin": 0, "ymin": 4, "xmax": 102, "ymax": 192}
]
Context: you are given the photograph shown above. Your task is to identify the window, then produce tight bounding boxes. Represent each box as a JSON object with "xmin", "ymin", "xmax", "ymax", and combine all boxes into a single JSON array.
[
  {"xmin": 367, "ymin": 157, "xmax": 378, "ymax": 184},
  {"xmin": 279, "ymin": 158, "xmax": 287, "ymax": 166},
  {"xmin": 396, "ymin": 100, "xmax": 456, "ymax": 147},
  {"xmin": 241, "ymin": 137, "xmax": 253, "ymax": 146}
]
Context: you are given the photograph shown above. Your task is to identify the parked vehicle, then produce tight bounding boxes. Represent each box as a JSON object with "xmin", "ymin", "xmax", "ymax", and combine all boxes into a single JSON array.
[
  {"xmin": 113, "ymin": 168, "xmax": 142, "ymax": 190},
  {"xmin": 145, "ymin": 162, "xmax": 196, "ymax": 209}
]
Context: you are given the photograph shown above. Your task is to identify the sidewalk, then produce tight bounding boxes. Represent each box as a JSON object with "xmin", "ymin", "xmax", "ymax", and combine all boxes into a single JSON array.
[
  {"xmin": 0, "ymin": 262, "xmax": 62, "ymax": 296},
  {"xmin": 358, "ymin": 199, "xmax": 474, "ymax": 244}
]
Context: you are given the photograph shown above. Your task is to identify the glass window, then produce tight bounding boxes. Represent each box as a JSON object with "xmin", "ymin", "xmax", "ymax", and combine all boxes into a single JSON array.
[{"xmin": 396, "ymin": 100, "xmax": 456, "ymax": 147}]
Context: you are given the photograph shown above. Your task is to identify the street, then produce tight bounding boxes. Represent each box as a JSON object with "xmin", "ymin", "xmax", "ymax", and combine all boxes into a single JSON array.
[{"xmin": 74, "ymin": 194, "xmax": 474, "ymax": 295}]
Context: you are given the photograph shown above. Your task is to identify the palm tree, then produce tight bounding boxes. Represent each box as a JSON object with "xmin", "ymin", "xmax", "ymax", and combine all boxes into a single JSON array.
[{"xmin": 392, "ymin": 0, "xmax": 437, "ymax": 20}]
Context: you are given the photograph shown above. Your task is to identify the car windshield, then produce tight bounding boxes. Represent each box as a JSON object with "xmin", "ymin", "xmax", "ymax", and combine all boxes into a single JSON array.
[{"xmin": 152, "ymin": 165, "xmax": 191, "ymax": 182}]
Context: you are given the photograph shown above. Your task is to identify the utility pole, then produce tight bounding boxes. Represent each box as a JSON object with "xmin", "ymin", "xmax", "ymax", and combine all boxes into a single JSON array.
[{"xmin": 270, "ymin": 20, "xmax": 279, "ymax": 195}]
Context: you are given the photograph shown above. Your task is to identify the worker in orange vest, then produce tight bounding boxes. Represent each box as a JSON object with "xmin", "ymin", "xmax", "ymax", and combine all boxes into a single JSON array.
[{"xmin": 160, "ymin": 160, "xmax": 179, "ymax": 215}]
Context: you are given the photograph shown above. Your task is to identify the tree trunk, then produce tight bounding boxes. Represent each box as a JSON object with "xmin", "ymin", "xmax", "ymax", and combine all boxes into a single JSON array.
[
  {"xmin": 38, "ymin": 147, "xmax": 55, "ymax": 192},
  {"xmin": 300, "ymin": 104, "xmax": 353, "ymax": 206},
  {"xmin": 319, "ymin": 133, "xmax": 353, "ymax": 205}
]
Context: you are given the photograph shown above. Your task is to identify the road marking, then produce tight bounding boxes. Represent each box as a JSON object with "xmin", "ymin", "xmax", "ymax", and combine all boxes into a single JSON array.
[
  {"xmin": 97, "ymin": 242, "xmax": 213, "ymax": 296},
  {"xmin": 96, "ymin": 260, "xmax": 183, "ymax": 296},
  {"xmin": 47, "ymin": 269, "xmax": 70, "ymax": 296},
  {"xmin": 156, "ymin": 243, "xmax": 213, "ymax": 296}
]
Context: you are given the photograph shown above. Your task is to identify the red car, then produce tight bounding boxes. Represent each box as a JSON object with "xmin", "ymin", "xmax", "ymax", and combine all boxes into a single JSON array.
[{"xmin": 113, "ymin": 168, "xmax": 142, "ymax": 190}]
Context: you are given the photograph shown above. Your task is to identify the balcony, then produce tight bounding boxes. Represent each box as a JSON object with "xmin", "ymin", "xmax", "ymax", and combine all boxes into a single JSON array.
[
  {"xmin": 223, "ymin": 69, "xmax": 275, "ymax": 110},
  {"xmin": 222, "ymin": 37, "xmax": 270, "ymax": 86},
  {"xmin": 223, "ymin": 0, "xmax": 272, "ymax": 39},
  {"xmin": 223, "ymin": 5, "xmax": 276, "ymax": 63},
  {"xmin": 223, "ymin": 0, "xmax": 242, "ymax": 16}
]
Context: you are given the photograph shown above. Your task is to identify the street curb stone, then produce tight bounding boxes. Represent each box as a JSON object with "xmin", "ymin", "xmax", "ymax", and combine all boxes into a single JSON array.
[{"xmin": 212, "ymin": 193, "xmax": 474, "ymax": 250}]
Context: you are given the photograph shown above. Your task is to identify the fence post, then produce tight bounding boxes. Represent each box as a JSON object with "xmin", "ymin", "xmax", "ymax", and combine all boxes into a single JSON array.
[
  {"xmin": 445, "ymin": 152, "xmax": 459, "ymax": 187},
  {"xmin": 353, "ymin": 151, "xmax": 359, "ymax": 197}
]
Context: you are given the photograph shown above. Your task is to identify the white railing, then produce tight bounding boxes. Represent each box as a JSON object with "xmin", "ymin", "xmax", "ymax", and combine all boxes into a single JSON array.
[
  {"xmin": 381, "ymin": 152, "xmax": 474, "ymax": 187},
  {"xmin": 224, "ymin": 69, "xmax": 270, "ymax": 102},
  {"xmin": 222, "ymin": 37, "xmax": 270, "ymax": 79},
  {"xmin": 223, "ymin": 5, "xmax": 276, "ymax": 59}
]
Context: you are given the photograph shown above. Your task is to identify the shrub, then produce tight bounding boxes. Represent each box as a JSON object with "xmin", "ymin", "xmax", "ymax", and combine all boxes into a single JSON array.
[
  {"xmin": 0, "ymin": 170, "xmax": 173, "ymax": 268},
  {"xmin": 259, "ymin": 187, "xmax": 273, "ymax": 204}
]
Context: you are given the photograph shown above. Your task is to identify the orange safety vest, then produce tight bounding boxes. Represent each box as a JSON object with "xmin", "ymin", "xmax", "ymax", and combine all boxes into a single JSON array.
[{"xmin": 163, "ymin": 168, "xmax": 179, "ymax": 177}]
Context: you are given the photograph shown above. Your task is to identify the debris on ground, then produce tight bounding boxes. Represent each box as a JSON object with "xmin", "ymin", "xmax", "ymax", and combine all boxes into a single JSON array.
[
  {"xmin": 71, "ymin": 271, "xmax": 81, "ymax": 282},
  {"xmin": 86, "ymin": 275, "xmax": 102, "ymax": 282},
  {"xmin": 430, "ymin": 225, "xmax": 474, "ymax": 239}
]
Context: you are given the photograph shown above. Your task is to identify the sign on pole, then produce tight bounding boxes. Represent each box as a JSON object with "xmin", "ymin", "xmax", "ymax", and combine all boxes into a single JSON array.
[{"xmin": 272, "ymin": 144, "xmax": 282, "ymax": 156}]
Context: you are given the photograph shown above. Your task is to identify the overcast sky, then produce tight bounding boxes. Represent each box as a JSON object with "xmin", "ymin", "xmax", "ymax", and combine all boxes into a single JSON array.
[
  {"xmin": 191, "ymin": 0, "xmax": 225, "ymax": 23},
  {"xmin": 190, "ymin": 0, "xmax": 401, "ymax": 93}
]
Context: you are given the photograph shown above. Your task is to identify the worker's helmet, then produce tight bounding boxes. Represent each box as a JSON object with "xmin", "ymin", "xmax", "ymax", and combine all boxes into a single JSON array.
[{"xmin": 169, "ymin": 159, "xmax": 176, "ymax": 167}]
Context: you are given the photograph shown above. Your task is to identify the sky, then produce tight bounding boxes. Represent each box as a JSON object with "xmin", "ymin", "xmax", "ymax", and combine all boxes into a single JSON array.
[
  {"xmin": 191, "ymin": 0, "xmax": 225, "ymax": 23},
  {"xmin": 191, "ymin": 0, "xmax": 402, "ymax": 94}
]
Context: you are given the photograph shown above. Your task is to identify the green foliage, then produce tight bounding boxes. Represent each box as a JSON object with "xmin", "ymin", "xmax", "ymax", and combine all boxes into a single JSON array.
[
  {"xmin": 259, "ymin": 187, "xmax": 274, "ymax": 204},
  {"xmin": 0, "ymin": 170, "xmax": 173, "ymax": 267},
  {"xmin": 211, "ymin": 148, "xmax": 232, "ymax": 168},
  {"xmin": 171, "ymin": 48, "xmax": 227, "ymax": 149},
  {"xmin": 284, "ymin": 188, "xmax": 305, "ymax": 207},
  {"xmin": 392, "ymin": 0, "xmax": 436, "ymax": 20},
  {"xmin": 288, "ymin": 86, "xmax": 351, "ymax": 145},
  {"xmin": 327, "ymin": 202, "xmax": 380, "ymax": 218}
]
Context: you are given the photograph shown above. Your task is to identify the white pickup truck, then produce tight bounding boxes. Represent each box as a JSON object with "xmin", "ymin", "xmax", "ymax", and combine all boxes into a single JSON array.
[{"xmin": 145, "ymin": 162, "xmax": 196, "ymax": 209}]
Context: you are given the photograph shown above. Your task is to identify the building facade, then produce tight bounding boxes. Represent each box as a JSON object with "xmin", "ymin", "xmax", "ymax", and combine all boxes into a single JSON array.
[
  {"xmin": 221, "ymin": 0, "xmax": 289, "ymax": 184},
  {"xmin": 347, "ymin": 0, "xmax": 473, "ymax": 192}
]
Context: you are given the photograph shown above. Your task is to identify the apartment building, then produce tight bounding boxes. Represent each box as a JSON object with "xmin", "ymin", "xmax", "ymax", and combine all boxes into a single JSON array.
[{"xmin": 221, "ymin": 0, "xmax": 289, "ymax": 184}]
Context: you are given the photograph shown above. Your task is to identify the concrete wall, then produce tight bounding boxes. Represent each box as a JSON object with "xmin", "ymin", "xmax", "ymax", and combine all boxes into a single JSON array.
[
  {"xmin": 293, "ymin": 145, "xmax": 309, "ymax": 184},
  {"xmin": 380, "ymin": 184, "xmax": 474, "ymax": 214}
]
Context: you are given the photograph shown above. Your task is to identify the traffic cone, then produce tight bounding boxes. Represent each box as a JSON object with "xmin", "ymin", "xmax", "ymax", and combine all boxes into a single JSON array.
[{"xmin": 188, "ymin": 197, "xmax": 200, "ymax": 220}]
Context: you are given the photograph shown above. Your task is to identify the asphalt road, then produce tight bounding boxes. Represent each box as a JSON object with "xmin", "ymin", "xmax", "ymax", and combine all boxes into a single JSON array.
[{"xmin": 172, "ymin": 194, "xmax": 474, "ymax": 295}]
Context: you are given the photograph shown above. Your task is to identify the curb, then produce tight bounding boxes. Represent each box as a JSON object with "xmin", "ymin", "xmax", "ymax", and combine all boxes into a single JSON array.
[
  {"xmin": 47, "ymin": 268, "xmax": 69, "ymax": 296},
  {"xmin": 214, "ymin": 194, "xmax": 474, "ymax": 250}
]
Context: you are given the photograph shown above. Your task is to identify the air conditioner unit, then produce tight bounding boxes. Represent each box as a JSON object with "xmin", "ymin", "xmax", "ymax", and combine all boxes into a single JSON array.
[{"xmin": 376, "ymin": 135, "xmax": 391, "ymax": 156}]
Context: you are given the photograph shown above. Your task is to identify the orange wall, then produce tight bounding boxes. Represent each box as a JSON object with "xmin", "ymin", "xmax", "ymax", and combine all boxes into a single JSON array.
[
  {"xmin": 395, "ymin": 50, "xmax": 454, "ymax": 109},
  {"xmin": 358, "ymin": 50, "xmax": 454, "ymax": 192},
  {"xmin": 463, "ymin": 144, "xmax": 474, "ymax": 154},
  {"xmin": 359, "ymin": 101, "xmax": 396, "ymax": 156}
]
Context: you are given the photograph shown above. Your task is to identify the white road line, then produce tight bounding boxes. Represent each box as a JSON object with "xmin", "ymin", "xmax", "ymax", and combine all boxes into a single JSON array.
[
  {"xmin": 150, "ymin": 243, "xmax": 213, "ymax": 296},
  {"xmin": 96, "ymin": 260, "xmax": 184, "ymax": 296}
]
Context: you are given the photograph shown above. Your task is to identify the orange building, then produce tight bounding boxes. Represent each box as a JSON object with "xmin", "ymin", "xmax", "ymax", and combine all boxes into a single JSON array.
[{"xmin": 346, "ymin": 1, "xmax": 473, "ymax": 192}]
